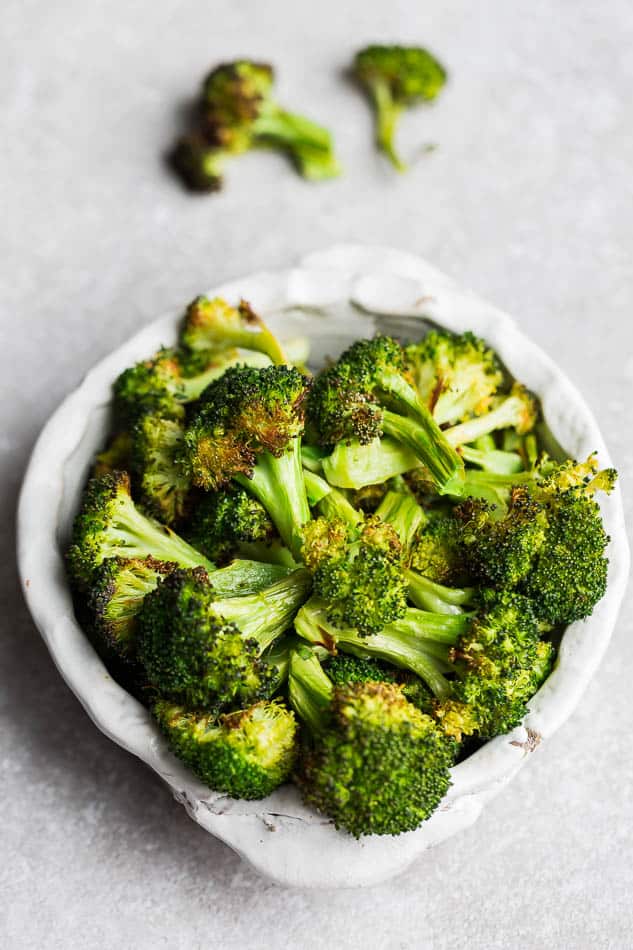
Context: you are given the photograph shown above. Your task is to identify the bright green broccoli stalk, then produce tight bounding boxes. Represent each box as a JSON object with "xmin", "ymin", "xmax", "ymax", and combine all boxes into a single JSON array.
[
  {"xmin": 181, "ymin": 296, "xmax": 288, "ymax": 365},
  {"xmin": 322, "ymin": 437, "xmax": 419, "ymax": 490},
  {"xmin": 374, "ymin": 488, "xmax": 426, "ymax": 550},
  {"xmin": 303, "ymin": 470, "xmax": 364, "ymax": 528},
  {"xmin": 172, "ymin": 60, "xmax": 340, "ymax": 190},
  {"xmin": 352, "ymin": 45, "xmax": 447, "ymax": 171},
  {"xmin": 459, "ymin": 444, "xmax": 525, "ymax": 475},
  {"xmin": 183, "ymin": 364, "xmax": 312, "ymax": 559},
  {"xmin": 66, "ymin": 472, "xmax": 216, "ymax": 589},
  {"xmin": 308, "ymin": 336, "xmax": 464, "ymax": 493},
  {"xmin": 131, "ymin": 414, "xmax": 190, "ymax": 525},
  {"xmin": 443, "ymin": 383, "xmax": 539, "ymax": 449},
  {"xmin": 301, "ymin": 515, "xmax": 407, "ymax": 636},
  {"xmin": 137, "ymin": 566, "xmax": 311, "ymax": 710},
  {"xmin": 154, "ymin": 698, "xmax": 298, "ymax": 799},
  {"xmin": 405, "ymin": 331, "xmax": 503, "ymax": 426},
  {"xmin": 288, "ymin": 646, "xmax": 453, "ymax": 836}
]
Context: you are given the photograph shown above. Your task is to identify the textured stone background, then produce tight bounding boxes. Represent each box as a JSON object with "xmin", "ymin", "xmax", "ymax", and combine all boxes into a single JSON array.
[{"xmin": 2, "ymin": 1, "xmax": 632, "ymax": 947}]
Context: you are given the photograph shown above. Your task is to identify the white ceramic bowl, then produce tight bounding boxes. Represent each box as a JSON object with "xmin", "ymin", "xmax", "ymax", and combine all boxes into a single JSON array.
[{"xmin": 17, "ymin": 245, "xmax": 630, "ymax": 888}]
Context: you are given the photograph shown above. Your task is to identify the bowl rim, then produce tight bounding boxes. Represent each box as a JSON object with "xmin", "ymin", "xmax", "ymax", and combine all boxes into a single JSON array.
[{"xmin": 17, "ymin": 244, "xmax": 630, "ymax": 887}]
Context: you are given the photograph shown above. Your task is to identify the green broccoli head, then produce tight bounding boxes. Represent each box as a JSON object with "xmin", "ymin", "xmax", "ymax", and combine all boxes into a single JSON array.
[
  {"xmin": 450, "ymin": 590, "xmax": 554, "ymax": 738},
  {"xmin": 66, "ymin": 472, "xmax": 214, "ymax": 589},
  {"xmin": 444, "ymin": 383, "xmax": 539, "ymax": 447},
  {"xmin": 409, "ymin": 510, "xmax": 467, "ymax": 585},
  {"xmin": 93, "ymin": 432, "xmax": 132, "ymax": 478},
  {"xmin": 113, "ymin": 348, "xmax": 188, "ymax": 426},
  {"xmin": 302, "ymin": 515, "xmax": 407, "ymax": 636},
  {"xmin": 154, "ymin": 698, "xmax": 298, "ymax": 800},
  {"xmin": 137, "ymin": 567, "xmax": 275, "ymax": 710},
  {"xmin": 183, "ymin": 364, "xmax": 310, "ymax": 490},
  {"xmin": 298, "ymin": 679, "xmax": 453, "ymax": 837},
  {"xmin": 353, "ymin": 45, "xmax": 447, "ymax": 170},
  {"xmin": 169, "ymin": 131, "xmax": 226, "ymax": 192},
  {"xmin": 405, "ymin": 331, "xmax": 503, "ymax": 426},
  {"xmin": 457, "ymin": 488, "xmax": 548, "ymax": 588},
  {"xmin": 131, "ymin": 414, "xmax": 190, "ymax": 525},
  {"xmin": 184, "ymin": 488, "xmax": 274, "ymax": 563},
  {"xmin": 87, "ymin": 556, "xmax": 174, "ymax": 659},
  {"xmin": 325, "ymin": 652, "xmax": 398, "ymax": 686},
  {"xmin": 201, "ymin": 60, "xmax": 274, "ymax": 139},
  {"xmin": 181, "ymin": 296, "xmax": 287, "ymax": 364}
]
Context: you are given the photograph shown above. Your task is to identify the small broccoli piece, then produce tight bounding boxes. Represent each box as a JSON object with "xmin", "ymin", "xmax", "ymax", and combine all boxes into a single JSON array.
[
  {"xmin": 409, "ymin": 511, "xmax": 466, "ymax": 585},
  {"xmin": 87, "ymin": 556, "xmax": 174, "ymax": 660},
  {"xmin": 154, "ymin": 698, "xmax": 298, "ymax": 799},
  {"xmin": 131, "ymin": 414, "xmax": 190, "ymax": 525},
  {"xmin": 137, "ymin": 566, "xmax": 311, "ymax": 709},
  {"xmin": 183, "ymin": 364, "xmax": 311, "ymax": 559},
  {"xmin": 67, "ymin": 472, "xmax": 216, "ymax": 589},
  {"xmin": 173, "ymin": 60, "xmax": 340, "ymax": 190},
  {"xmin": 113, "ymin": 346, "xmax": 254, "ymax": 427},
  {"xmin": 301, "ymin": 515, "xmax": 407, "ymax": 636},
  {"xmin": 460, "ymin": 444, "xmax": 525, "ymax": 475},
  {"xmin": 444, "ymin": 383, "xmax": 539, "ymax": 448},
  {"xmin": 325, "ymin": 652, "xmax": 398, "ymax": 686},
  {"xmin": 184, "ymin": 487, "xmax": 274, "ymax": 563},
  {"xmin": 353, "ymin": 45, "xmax": 447, "ymax": 171},
  {"xmin": 181, "ymin": 296, "xmax": 287, "ymax": 365},
  {"xmin": 309, "ymin": 336, "xmax": 464, "ymax": 492},
  {"xmin": 322, "ymin": 437, "xmax": 419, "ymax": 490},
  {"xmin": 450, "ymin": 592, "xmax": 555, "ymax": 738},
  {"xmin": 374, "ymin": 488, "xmax": 426, "ymax": 550},
  {"xmin": 295, "ymin": 595, "xmax": 469, "ymax": 700},
  {"xmin": 457, "ymin": 488, "xmax": 549, "ymax": 589},
  {"xmin": 289, "ymin": 647, "xmax": 453, "ymax": 836},
  {"xmin": 405, "ymin": 331, "xmax": 503, "ymax": 426},
  {"xmin": 303, "ymin": 470, "xmax": 364, "ymax": 528},
  {"xmin": 93, "ymin": 432, "xmax": 132, "ymax": 478}
]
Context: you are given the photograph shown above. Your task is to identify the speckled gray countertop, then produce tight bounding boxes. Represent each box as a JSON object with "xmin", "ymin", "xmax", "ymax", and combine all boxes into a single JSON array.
[{"xmin": 2, "ymin": 1, "xmax": 632, "ymax": 947}]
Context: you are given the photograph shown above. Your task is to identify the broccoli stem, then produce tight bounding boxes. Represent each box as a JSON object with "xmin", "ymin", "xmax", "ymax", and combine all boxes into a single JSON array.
[
  {"xmin": 372, "ymin": 81, "xmax": 405, "ymax": 170},
  {"xmin": 322, "ymin": 437, "xmax": 418, "ymax": 489},
  {"xmin": 375, "ymin": 489, "xmax": 426, "ymax": 549},
  {"xmin": 235, "ymin": 539, "xmax": 298, "ymax": 569},
  {"xmin": 288, "ymin": 647, "xmax": 334, "ymax": 733},
  {"xmin": 295, "ymin": 597, "xmax": 468, "ymax": 699},
  {"xmin": 214, "ymin": 568, "xmax": 312, "ymax": 650},
  {"xmin": 405, "ymin": 570, "xmax": 474, "ymax": 615},
  {"xmin": 460, "ymin": 445, "xmax": 524, "ymax": 475},
  {"xmin": 235, "ymin": 441, "xmax": 310, "ymax": 561},
  {"xmin": 444, "ymin": 392, "xmax": 530, "ymax": 447},
  {"xmin": 254, "ymin": 110, "xmax": 341, "ymax": 180},
  {"xmin": 304, "ymin": 470, "xmax": 363, "ymax": 528},
  {"xmin": 107, "ymin": 492, "xmax": 216, "ymax": 572},
  {"xmin": 210, "ymin": 559, "xmax": 292, "ymax": 597},
  {"xmin": 382, "ymin": 409, "xmax": 463, "ymax": 494}
]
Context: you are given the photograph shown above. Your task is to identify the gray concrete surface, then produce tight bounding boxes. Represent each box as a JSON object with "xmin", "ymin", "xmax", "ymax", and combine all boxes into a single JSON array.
[{"xmin": 2, "ymin": 1, "xmax": 632, "ymax": 947}]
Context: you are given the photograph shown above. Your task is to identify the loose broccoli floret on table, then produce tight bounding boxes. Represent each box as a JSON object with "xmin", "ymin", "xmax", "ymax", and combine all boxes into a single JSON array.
[
  {"xmin": 154, "ymin": 698, "xmax": 298, "ymax": 799},
  {"xmin": 289, "ymin": 646, "xmax": 453, "ymax": 836},
  {"xmin": 352, "ymin": 45, "xmax": 447, "ymax": 171}
]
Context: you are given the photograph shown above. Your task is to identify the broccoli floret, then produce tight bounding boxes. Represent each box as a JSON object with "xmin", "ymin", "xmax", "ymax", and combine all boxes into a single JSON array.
[
  {"xmin": 325, "ymin": 652, "xmax": 398, "ymax": 686},
  {"xmin": 444, "ymin": 383, "xmax": 539, "ymax": 448},
  {"xmin": 181, "ymin": 296, "xmax": 287, "ymax": 365},
  {"xmin": 184, "ymin": 487, "xmax": 274, "ymax": 563},
  {"xmin": 131, "ymin": 414, "xmax": 190, "ymax": 525},
  {"xmin": 66, "ymin": 472, "xmax": 216, "ymax": 589},
  {"xmin": 405, "ymin": 331, "xmax": 503, "ymax": 426},
  {"xmin": 154, "ymin": 699, "xmax": 298, "ymax": 799},
  {"xmin": 409, "ymin": 511, "xmax": 466, "ymax": 585},
  {"xmin": 183, "ymin": 364, "xmax": 311, "ymax": 559},
  {"xmin": 308, "ymin": 336, "xmax": 464, "ymax": 492},
  {"xmin": 352, "ymin": 45, "xmax": 447, "ymax": 171},
  {"xmin": 172, "ymin": 60, "xmax": 340, "ymax": 190},
  {"xmin": 137, "ymin": 566, "xmax": 311, "ymax": 709},
  {"xmin": 450, "ymin": 592, "xmax": 555, "ymax": 738},
  {"xmin": 301, "ymin": 515, "xmax": 407, "ymax": 636},
  {"xmin": 289, "ymin": 647, "xmax": 453, "ymax": 836},
  {"xmin": 93, "ymin": 432, "xmax": 132, "ymax": 478}
]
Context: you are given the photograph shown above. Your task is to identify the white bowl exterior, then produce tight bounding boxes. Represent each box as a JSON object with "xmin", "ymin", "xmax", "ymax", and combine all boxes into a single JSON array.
[{"xmin": 17, "ymin": 245, "xmax": 630, "ymax": 887}]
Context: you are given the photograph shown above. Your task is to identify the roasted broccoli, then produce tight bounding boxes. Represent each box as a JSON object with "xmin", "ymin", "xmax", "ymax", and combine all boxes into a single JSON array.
[
  {"xmin": 353, "ymin": 45, "xmax": 447, "ymax": 170},
  {"xmin": 154, "ymin": 698, "xmax": 298, "ymax": 799},
  {"xmin": 289, "ymin": 646, "xmax": 453, "ymax": 836},
  {"xmin": 181, "ymin": 296, "xmax": 287, "ymax": 365},
  {"xmin": 137, "ymin": 566, "xmax": 311, "ymax": 709},
  {"xmin": 183, "ymin": 364, "xmax": 311, "ymax": 559},
  {"xmin": 308, "ymin": 336, "xmax": 464, "ymax": 492},
  {"xmin": 130, "ymin": 414, "xmax": 190, "ymax": 525},
  {"xmin": 184, "ymin": 487, "xmax": 275, "ymax": 563},
  {"xmin": 172, "ymin": 60, "xmax": 340, "ymax": 191}
]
